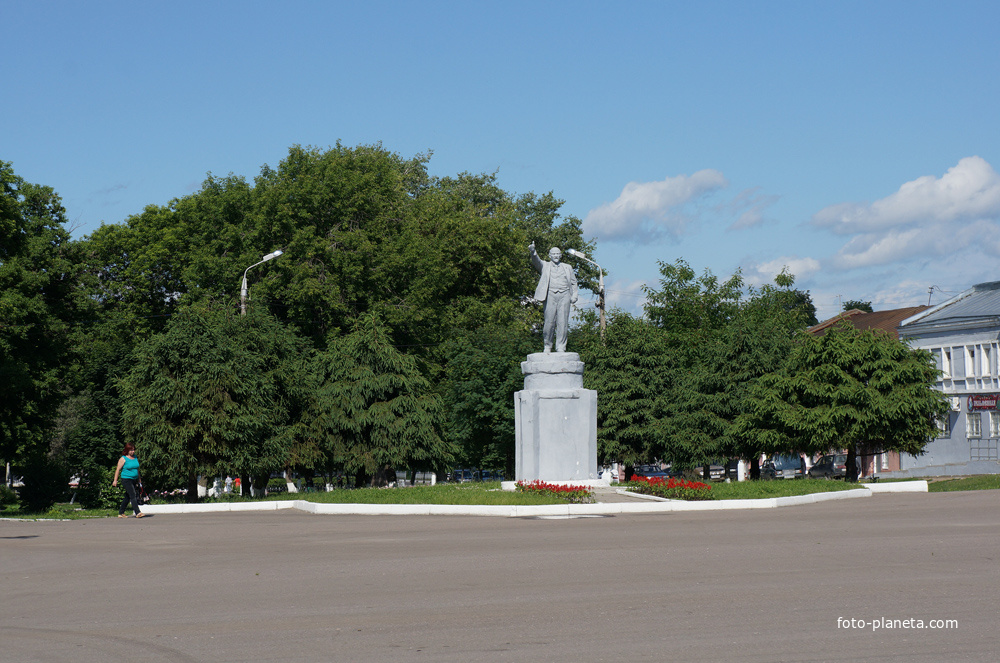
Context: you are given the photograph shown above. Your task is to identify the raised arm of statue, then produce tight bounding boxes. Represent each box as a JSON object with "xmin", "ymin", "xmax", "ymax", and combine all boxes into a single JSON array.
[{"xmin": 528, "ymin": 242, "xmax": 544, "ymax": 273}]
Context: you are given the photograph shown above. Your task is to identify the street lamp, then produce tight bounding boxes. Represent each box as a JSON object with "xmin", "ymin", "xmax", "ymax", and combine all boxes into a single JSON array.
[
  {"xmin": 565, "ymin": 248, "xmax": 605, "ymax": 342},
  {"xmin": 240, "ymin": 249, "xmax": 284, "ymax": 315}
]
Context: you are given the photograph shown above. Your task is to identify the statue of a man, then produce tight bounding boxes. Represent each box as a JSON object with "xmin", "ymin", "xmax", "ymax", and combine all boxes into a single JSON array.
[{"xmin": 529, "ymin": 242, "xmax": 578, "ymax": 353}]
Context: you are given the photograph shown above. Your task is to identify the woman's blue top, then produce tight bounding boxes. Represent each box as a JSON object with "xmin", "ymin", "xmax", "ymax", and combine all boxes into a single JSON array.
[{"xmin": 121, "ymin": 456, "xmax": 140, "ymax": 480}]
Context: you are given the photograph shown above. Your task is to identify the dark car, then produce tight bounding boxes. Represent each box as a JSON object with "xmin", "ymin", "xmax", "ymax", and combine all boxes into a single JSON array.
[
  {"xmin": 761, "ymin": 454, "xmax": 806, "ymax": 480},
  {"xmin": 631, "ymin": 464, "xmax": 670, "ymax": 480},
  {"xmin": 808, "ymin": 454, "xmax": 849, "ymax": 479},
  {"xmin": 449, "ymin": 468, "xmax": 476, "ymax": 483}
]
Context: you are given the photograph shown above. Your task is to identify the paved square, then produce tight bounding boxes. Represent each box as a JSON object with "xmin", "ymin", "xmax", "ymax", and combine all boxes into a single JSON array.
[{"xmin": 2, "ymin": 491, "xmax": 997, "ymax": 662}]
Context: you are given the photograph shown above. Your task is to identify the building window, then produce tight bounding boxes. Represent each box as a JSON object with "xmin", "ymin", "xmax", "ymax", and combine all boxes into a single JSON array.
[
  {"xmin": 966, "ymin": 347, "xmax": 976, "ymax": 377},
  {"xmin": 968, "ymin": 412, "xmax": 982, "ymax": 438},
  {"xmin": 984, "ymin": 346, "xmax": 993, "ymax": 377},
  {"xmin": 942, "ymin": 349, "xmax": 952, "ymax": 378},
  {"xmin": 970, "ymin": 438, "xmax": 999, "ymax": 461},
  {"xmin": 991, "ymin": 411, "xmax": 1000, "ymax": 438}
]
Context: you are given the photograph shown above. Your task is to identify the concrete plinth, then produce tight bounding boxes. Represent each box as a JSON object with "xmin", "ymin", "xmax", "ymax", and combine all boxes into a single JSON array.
[{"xmin": 514, "ymin": 352, "xmax": 598, "ymax": 482}]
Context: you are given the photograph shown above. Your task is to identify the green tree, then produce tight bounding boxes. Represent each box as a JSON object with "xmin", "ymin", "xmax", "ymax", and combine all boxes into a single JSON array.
[
  {"xmin": 318, "ymin": 312, "xmax": 455, "ymax": 486},
  {"xmin": 119, "ymin": 304, "xmax": 309, "ymax": 499},
  {"xmin": 737, "ymin": 324, "xmax": 948, "ymax": 481},
  {"xmin": 643, "ymin": 259, "xmax": 743, "ymax": 476},
  {"xmin": 442, "ymin": 307, "xmax": 539, "ymax": 478},
  {"xmin": 843, "ymin": 299, "xmax": 874, "ymax": 313},
  {"xmin": 579, "ymin": 309, "xmax": 672, "ymax": 471},
  {"xmin": 668, "ymin": 276, "xmax": 807, "ymax": 478},
  {"xmin": 0, "ymin": 161, "xmax": 81, "ymax": 480}
]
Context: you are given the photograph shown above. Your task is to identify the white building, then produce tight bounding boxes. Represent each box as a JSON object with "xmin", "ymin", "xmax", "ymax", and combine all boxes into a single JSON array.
[{"xmin": 895, "ymin": 281, "xmax": 1000, "ymax": 477}]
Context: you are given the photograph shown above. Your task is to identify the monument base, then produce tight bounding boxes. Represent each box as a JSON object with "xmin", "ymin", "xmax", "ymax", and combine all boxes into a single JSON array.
[{"xmin": 514, "ymin": 352, "xmax": 598, "ymax": 482}]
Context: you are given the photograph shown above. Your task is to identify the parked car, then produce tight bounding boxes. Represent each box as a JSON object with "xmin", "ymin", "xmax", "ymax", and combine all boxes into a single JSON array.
[
  {"xmin": 809, "ymin": 454, "xmax": 861, "ymax": 479},
  {"xmin": 808, "ymin": 454, "xmax": 851, "ymax": 479},
  {"xmin": 761, "ymin": 454, "xmax": 806, "ymax": 480},
  {"xmin": 631, "ymin": 464, "xmax": 670, "ymax": 480},
  {"xmin": 478, "ymin": 470, "xmax": 504, "ymax": 482},
  {"xmin": 690, "ymin": 463, "xmax": 726, "ymax": 482},
  {"xmin": 450, "ymin": 468, "xmax": 477, "ymax": 483}
]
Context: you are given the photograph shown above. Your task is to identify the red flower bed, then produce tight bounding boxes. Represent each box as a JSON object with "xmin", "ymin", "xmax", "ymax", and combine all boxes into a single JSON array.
[
  {"xmin": 515, "ymin": 480, "xmax": 594, "ymax": 504},
  {"xmin": 625, "ymin": 474, "xmax": 713, "ymax": 501}
]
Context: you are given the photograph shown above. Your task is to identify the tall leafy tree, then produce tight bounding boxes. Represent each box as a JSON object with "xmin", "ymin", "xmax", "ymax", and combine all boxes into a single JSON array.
[
  {"xmin": 119, "ymin": 304, "xmax": 309, "ymax": 498},
  {"xmin": 317, "ymin": 312, "xmax": 454, "ymax": 486},
  {"xmin": 579, "ymin": 309, "xmax": 674, "ymax": 470},
  {"xmin": 737, "ymin": 324, "xmax": 948, "ymax": 481},
  {"xmin": 442, "ymin": 305, "xmax": 539, "ymax": 477},
  {"xmin": 668, "ymin": 275, "xmax": 809, "ymax": 477},
  {"xmin": 643, "ymin": 259, "xmax": 743, "ymax": 474},
  {"xmin": 0, "ymin": 161, "xmax": 81, "ymax": 478}
]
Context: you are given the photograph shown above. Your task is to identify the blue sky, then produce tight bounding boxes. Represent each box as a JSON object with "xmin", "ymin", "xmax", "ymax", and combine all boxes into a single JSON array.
[{"xmin": 5, "ymin": 0, "xmax": 999, "ymax": 321}]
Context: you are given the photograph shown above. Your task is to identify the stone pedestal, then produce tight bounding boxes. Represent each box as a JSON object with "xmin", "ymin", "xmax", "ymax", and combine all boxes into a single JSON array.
[{"xmin": 514, "ymin": 352, "xmax": 598, "ymax": 482}]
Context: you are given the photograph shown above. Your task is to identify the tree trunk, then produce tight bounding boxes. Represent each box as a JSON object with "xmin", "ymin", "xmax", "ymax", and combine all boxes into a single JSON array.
[
  {"xmin": 185, "ymin": 473, "xmax": 199, "ymax": 503},
  {"xmin": 845, "ymin": 446, "xmax": 859, "ymax": 483},
  {"xmin": 253, "ymin": 473, "xmax": 270, "ymax": 497}
]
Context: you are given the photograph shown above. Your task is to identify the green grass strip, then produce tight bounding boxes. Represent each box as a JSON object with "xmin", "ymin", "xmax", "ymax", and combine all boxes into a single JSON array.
[{"xmin": 928, "ymin": 475, "xmax": 1000, "ymax": 492}]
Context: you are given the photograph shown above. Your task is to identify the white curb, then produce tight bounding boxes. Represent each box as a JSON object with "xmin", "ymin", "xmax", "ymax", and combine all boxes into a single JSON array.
[{"xmin": 138, "ymin": 481, "xmax": 927, "ymax": 517}]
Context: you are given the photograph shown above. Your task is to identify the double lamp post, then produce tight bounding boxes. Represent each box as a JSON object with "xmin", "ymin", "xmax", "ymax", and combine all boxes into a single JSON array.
[{"xmin": 565, "ymin": 248, "xmax": 605, "ymax": 342}]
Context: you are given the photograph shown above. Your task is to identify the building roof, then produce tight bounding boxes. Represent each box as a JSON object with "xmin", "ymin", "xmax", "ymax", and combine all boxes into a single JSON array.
[
  {"xmin": 808, "ymin": 306, "xmax": 931, "ymax": 339},
  {"xmin": 899, "ymin": 281, "xmax": 1000, "ymax": 334}
]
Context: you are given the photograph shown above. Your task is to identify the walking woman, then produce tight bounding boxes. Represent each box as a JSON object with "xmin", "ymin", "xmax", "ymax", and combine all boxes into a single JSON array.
[{"xmin": 112, "ymin": 443, "xmax": 145, "ymax": 518}]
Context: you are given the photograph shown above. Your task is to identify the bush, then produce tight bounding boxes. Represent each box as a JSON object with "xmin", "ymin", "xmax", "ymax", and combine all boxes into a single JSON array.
[
  {"xmin": 17, "ymin": 457, "xmax": 71, "ymax": 513},
  {"xmin": 0, "ymin": 483, "xmax": 18, "ymax": 509},
  {"xmin": 76, "ymin": 465, "xmax": 124, "ymax": 510}
]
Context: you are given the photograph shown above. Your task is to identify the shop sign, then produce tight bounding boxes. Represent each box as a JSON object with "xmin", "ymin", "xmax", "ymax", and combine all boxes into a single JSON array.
[{"xmin": 967, "ymin": 393, "xmax": 1000, "ymax": 411}]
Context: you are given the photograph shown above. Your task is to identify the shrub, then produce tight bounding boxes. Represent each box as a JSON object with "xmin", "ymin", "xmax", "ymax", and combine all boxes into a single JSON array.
[
  {"xmin": 0, "ymin": 483, "xmax": 18, "ymax": 509},
  {"xmin": 76, "ymin": 465, "xmax": 124, "ymax": 510},
  {"xmin": 17, "ymin": 457, "xmax": 71, "ymax": 513}
]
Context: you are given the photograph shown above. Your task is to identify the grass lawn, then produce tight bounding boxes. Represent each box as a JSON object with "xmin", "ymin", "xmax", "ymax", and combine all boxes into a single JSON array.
[
  {"xmin": 0, "ymin": 503, "xmax": 117, "ymax": 520},
  {"xmin": 705, "ymin": 478, "xmax": 860, "ymax": 500},
  {"xmin": 928, "ymin": 475, "xmax": 1000, "ymax": 492},
  {"xmin": 267, "ymin": 482, "xmax": 568, "ymax": 506}
]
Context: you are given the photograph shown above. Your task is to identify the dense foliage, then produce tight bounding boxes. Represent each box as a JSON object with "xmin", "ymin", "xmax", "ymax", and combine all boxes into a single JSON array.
[
  {"xmin": 736, "ymin": 323, "xmax": 949, "ymax": 481},
  {"xmin": 1, "ymin": 146, "xmax": 947, "ymax": 502},
  {"xmin": 1, "ymin": 146, "xmax": 590, "ymax": 495}
]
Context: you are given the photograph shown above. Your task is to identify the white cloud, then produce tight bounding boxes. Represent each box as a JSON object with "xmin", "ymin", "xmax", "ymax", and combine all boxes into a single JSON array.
[
  {"xmin": 812, "ymin": 156, "xmax": 1000, "ymax": 235},
  {"xmin": 722, "ymin": 187, "xmax": 781, "ymax": 231},
  {"xmin": 812, "ymin": 157, "xmax": 1000, "ymax": 271},
  {"xmin": 583, "ymin": 169, "xmax": 728, "ymax": 241},
  {"xmin": 606, "ymin": 278, "xmax": 651, "ymax": 316},
  {"xmin": 830, "ymin": 211, "xmax": 1000, "ymax": 271},
  {"xmin": 745, "ymin": 256, "xmax": 822, "ymax": 287}
]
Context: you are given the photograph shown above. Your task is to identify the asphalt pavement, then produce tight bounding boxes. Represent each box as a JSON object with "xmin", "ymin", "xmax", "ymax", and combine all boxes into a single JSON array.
[{"xmin": 2, "ymin": 491, "xmax": 998, "ymax": 662}]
